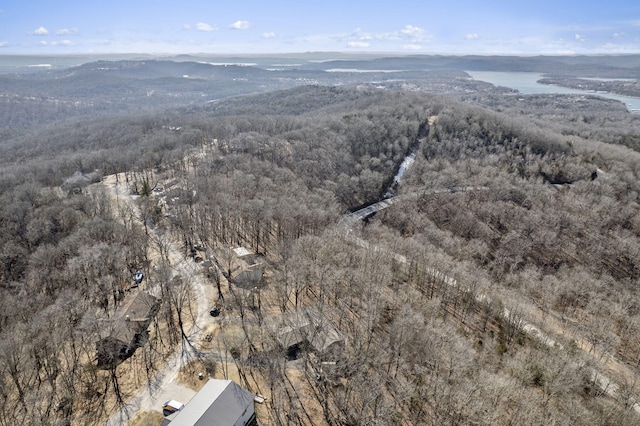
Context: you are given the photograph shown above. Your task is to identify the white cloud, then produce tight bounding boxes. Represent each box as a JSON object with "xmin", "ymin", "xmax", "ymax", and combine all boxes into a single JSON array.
[
  {"xmin": 32, "ymin": 26, "xmax": 49, "ymax": 36},
  {"xmin": 95, "ymin": 39, "xmax": 112, "ymax": 45},
  {"xmin": 575, "ymin": 33, "xmax": 586, "ymax": 42},
  {"xmin": 0, "ymin": 41, "xmax": 8, "ymax": 47},
  {"xmin": 183, "ymin": 23, "xmax": 192, "ymax": 30},
  {"xmin": 465, "ymin": 33, "xmax": 479, "ymax": 40},
  {"xmin": 52, "ymin": 40, "xmax": 75, "ymax": 46},
  {"xmin": 350, "ymin": 28, "xmax": 372, "ymax": 41},
  {"xmin": 399, "ymin": 25, "xmax": 424, "ymax": 41},
  {"xmin": 196, "ymin": 22, "xmax": 217, "ymax": 32},
  {"xmin": 229, "ymin": 20, "xmax": 250, "ymax": 30},
  {"xmin": 612, "ymin": 33, "xmax": 623, "ymax": 38},
  {"xmin": 262, "ymin": 32, "xmax": 276, "ymax": 39},
  {"xmin": 56, "ymin": 28, "xmax": 78, "ymax": 36},
  {"xmin": 39, "ymin": 40, "xmax": 48, "ymax": 46},
  {"xmin": 334, "ymin": 25, "xmax": 431, "ymax": 50},
  {"xmin": 372, "ymin": 25, "xmax": 429, "ymax": 43}
]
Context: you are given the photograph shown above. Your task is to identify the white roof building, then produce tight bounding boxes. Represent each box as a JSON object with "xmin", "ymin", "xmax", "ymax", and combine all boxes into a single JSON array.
[{"xmin": 162, "ymin": 379, "xmax": 256, "ymax": 426}]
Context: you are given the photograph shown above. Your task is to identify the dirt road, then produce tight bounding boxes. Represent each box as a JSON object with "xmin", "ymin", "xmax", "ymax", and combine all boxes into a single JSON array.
[{"xmin": 102, "ymin": 173, "xmax": 214, "ymax": 425}]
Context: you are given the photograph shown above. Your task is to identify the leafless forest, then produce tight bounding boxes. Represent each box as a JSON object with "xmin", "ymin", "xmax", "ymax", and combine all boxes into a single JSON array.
[{"xmin": 2, "ymin": 57, "xmax": 640, "ymax": 425}]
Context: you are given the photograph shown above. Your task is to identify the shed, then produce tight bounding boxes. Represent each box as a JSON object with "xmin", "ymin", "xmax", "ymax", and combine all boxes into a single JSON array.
[{"xmin": 162, "ymin": 379, "xmax": 256, "ymax": 426}]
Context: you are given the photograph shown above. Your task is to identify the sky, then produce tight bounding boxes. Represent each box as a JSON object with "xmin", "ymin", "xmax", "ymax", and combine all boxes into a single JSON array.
[{"xmin": 1, "ymin": 0, "xmax": 640, "ymax": 55}]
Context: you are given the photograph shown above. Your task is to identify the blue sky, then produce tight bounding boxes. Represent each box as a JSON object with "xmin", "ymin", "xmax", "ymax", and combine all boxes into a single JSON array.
[{"xmin": 1, "ymin": 0, "xmax": 639, "ymax": 55}]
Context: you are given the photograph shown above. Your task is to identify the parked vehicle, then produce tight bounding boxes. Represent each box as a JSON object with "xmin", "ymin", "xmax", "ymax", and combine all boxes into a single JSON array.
[
  {"xmin": 133, "ymin": 270, "xmax": 143, "ymax": 286},
  {"xmin": 162, "ymin": 400, "xmax": 184, "ymax": 415}
]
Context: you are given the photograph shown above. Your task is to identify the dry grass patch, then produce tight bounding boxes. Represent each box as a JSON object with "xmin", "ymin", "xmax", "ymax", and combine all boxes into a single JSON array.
[
  {"xmin": 177, "ymin": 359, "xmax": 215, "ymax": 391},
  {"xmin": 127, "ymin": 411, "xmax": 165, "ymax": 426}
]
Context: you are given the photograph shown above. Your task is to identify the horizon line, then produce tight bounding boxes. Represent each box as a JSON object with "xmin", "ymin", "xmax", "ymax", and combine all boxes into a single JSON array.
[{"xmin": 2, "ymin": 51, "xmax": 640, "ymax": 58}]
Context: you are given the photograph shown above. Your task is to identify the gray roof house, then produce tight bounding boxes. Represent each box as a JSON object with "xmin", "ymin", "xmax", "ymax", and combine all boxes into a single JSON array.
[
  {"xmin": 95, "ymin": 290, "xmax": 160, "ymax": 368},
  {"xmin": 215, "ymin": 246, "xmax": 265, "ymax": 289},
  {"xmin": 271, "ymin": 308, "xmax": 345, "ymax": 358},
  {"xmin": 162, "ymin": 379, "xmax": 256, "ymax": 426}
]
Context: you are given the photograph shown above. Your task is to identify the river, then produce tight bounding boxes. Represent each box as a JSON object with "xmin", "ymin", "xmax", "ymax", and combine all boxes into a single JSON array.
[{"xmin": 467, "ymin": 71, "xmax": 640, "ymax": 112}]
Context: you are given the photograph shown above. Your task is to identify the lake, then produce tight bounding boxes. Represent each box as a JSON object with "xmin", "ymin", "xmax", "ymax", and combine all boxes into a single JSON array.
[{"xmin": 467, "ymin": 71, "xmax": 640, "ymax": 112}]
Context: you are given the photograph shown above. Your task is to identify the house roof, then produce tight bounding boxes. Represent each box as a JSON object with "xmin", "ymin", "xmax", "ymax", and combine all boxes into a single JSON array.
[
  {"xmin": 215, "ymin": 246, "xmax": 264, "ymax": 287},
  {"xmin": 233, "ymin": 247, "xmax": 251, "ymax": 257},
  {"xmin": 96, "ymin": 290, "xmax": 160, "ymax": 367},
  {"xmin": 166, "ymin": 379, "xmax": 254, "ymax": 425},
  {"xmin": 121, "ymin": 290, "xmax": 158, "ymax": 320},
  {"xmin": 272, "ymin": 309, "xmax": 344, "ymax": 354},
  {"xmin": 100, "ymin": 291, "xmax": 160, "ymax": 342}
]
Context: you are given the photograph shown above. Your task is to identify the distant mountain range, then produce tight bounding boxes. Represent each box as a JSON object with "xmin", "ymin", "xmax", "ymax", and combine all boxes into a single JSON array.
[
  {"xmin": 1, "ymin": 54, "xmax": 638, "ymax": 134},
  {"xmin": 2, "ymin": 53, "xmax": 640, "ymax": 77},
  {"xmin": 296, "ymin": 55, "xmax": 640, "ymax": 77}
]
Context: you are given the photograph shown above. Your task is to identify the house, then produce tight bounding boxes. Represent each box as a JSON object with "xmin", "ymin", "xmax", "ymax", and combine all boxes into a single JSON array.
[
  {"xmin": 270, "ymin": 308, "xmax": 344, "ymax": 359},
  {"xmin": 95, "ymin": 290, "xmax": 160, "ymax": 368},
  {"xmin": 216, "ymin": 246, "xmax": 265, "ymax": 289},
  {"xmin": 161, "ymin": 379, "xmax": 256, "ymax": 426}
]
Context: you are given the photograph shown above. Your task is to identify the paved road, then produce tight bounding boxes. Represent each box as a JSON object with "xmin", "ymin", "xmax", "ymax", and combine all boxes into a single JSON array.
[{"xmin": 338, "ymin": 186, "xmax": 489, "ymax": 229}]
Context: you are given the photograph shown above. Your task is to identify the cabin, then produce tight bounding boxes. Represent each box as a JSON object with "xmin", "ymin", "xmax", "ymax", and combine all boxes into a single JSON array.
[
  {"xmin": 161, "ymin": 379, "xmax": 256, "ymax": 426},
  {"xmin": 270, "ymin": 308, "xmax": 344, "ymax": 360},
  {"xmin": 95, "ymin": 290, "xmax": 160, "ymax": 368},
  {"xmin": 216, "ymin": 246, "xmax": 265, "ymax": 289}
]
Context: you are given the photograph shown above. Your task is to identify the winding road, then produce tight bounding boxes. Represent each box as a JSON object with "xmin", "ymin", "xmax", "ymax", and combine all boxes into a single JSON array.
[
  {"xmin": 100, "ymin": 147, "xmax": 640, "ymax": 422},
  {"xmin": 102, "ymin": 174, "xmax": 216, "ymax": 425}
]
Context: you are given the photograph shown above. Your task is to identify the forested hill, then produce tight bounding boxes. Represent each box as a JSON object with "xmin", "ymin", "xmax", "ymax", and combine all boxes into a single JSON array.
[
  {"xmin": 4, "ymin": 63, "xmax": 640, "ymax": 424},
  {"xmin": 0, "ymin": 86, "xmax": 434, "ymax": 201},
  {"xmin": 65, "ymin": 60, "xmax": 273, "ymax": 80},
  {"xmin": 198, "ymin": 85, "xmax": 421, "ymax": 116},
  {"xmin": 0, "ymin": 59, "xmax": 471, "ymax": 133},
  {"xmin": 0, "ymin": 60, "xmax": 307, "ymax": 128},
  {"xmin": 10, "ymin": 54, "xmax": 640, "ymax": 140},
  {"xmin": 299, "ymin": 54, "xmax": 640, "ymax": 77}
]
